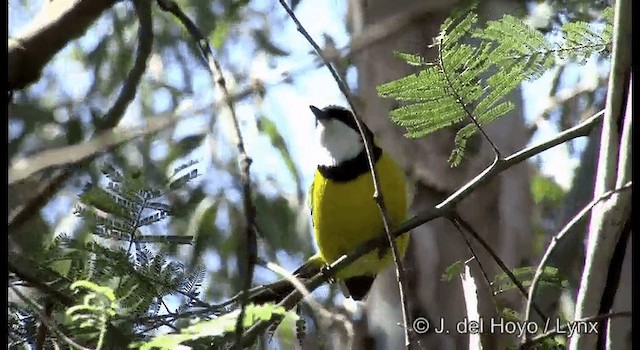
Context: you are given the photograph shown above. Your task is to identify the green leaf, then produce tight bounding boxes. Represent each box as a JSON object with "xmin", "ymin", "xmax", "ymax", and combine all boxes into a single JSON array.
[
  {"xmin": 254, "ymin": 193, "xmax": 301, "ymax": 254},
  {"xmin": 492, "ymin": 266, "xmax": 568, "ymax": 295},
  {"xmin": 188, "ymin": 196, "xmax": 221, "ymax": 268},
  {"xmin": 531, "ymin": 174, "xmax": 566, "ymax": 205},
  {"xmin": 210, "ymin": 20, "xmax": 231, "ymax": 49},
  {"xmin": 394, "ymin": 52, "xmax": 429, "ymax": 66},
  {"xmin": 138, "ymin": 303, "xmax": 296, "ymax": 350},
  {"xmin": 65, "ymin": 118, "xmax": 84, "ymax": 145},
  {"xmin": 79, "ymin": 185, "xmax": 134, "ymax": 221},
  {"xmin": 602, "ymin": 7, "xmax": 614, "ymax": 23},
  {"xmin": 441, "ymin": 260, "xmax": 464, "ymax": 281},
  {"xmin": 164, "ymin": 134, "xmax": 206, "ymax": 168},
  {"xmin": 500, "ymin": 307, "xmax": 520, "ymax": 322},
  {"xmin": 377, "ymin": 5, "xmax": 613, "ymax": 166}
]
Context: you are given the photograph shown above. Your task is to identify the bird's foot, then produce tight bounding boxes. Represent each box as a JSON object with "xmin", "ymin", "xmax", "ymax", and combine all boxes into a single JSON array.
[{"xmin": 320, "ymin": 265, "xmax": 336, "ymax": 284}]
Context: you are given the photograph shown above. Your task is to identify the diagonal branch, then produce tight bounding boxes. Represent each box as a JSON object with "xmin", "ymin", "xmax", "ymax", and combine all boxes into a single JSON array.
[
  {"xmin": 522, "ymin": 181, "xmax": 632, "ymax": 341},
  {"xmin": 154, "ymin": 2, "xmax": 257, "ymax": 349},
  {"xmin": 101, "ymin": 0, "xmax": 154, "ymax": 130},
  {"xmin": 520, "ymin": 311, "xmax": 632, "ymax": 349},
  {"xmin": 277, "ymin": 1, "xmax": 414, "ymax": 347},
  {"xmin": 8, "ymin": 0, "xmax": 153, "ymax": 231},
  {"xmin": 240, "ymin": 108, "xmax": 603, "ymax": 346},
  {"xmin": 447, "ymin": 217, "xmax": 498, "ymax": 314},
  {"xmin": 9, "ymin": 0, "xmax": 119, "ymax": 91},
  {"xmin": 448, "ymin": 212, "xmax": 548, "ymax": 321},
  {"xmin": 9, "ymin": 111, "xmax": 197, "ymax": 184}
]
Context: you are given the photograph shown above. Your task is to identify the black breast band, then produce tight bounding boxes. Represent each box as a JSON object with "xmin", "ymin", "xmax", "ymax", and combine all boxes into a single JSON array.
[{"xmin": 318, "ymin": 145, "xmax": 382, "ymax": 182}]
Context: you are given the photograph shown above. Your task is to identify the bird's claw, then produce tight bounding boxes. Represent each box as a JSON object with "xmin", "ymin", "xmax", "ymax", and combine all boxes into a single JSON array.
[{"xmin": 320, "ymin": 265, "xmax": 336, "ymax": 283}]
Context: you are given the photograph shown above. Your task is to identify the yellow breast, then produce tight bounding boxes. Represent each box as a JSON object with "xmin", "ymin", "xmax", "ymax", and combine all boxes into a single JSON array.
[{"xmin": 311, "ymin": 152, "xmax": 409, "ymax": 279}]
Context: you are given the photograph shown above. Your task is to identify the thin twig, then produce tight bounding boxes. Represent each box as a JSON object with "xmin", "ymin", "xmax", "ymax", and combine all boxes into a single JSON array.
[
  {"xmin": 9, "ymin": 112, "xmax": 198, "ymax": 184},
  {"xmin": 520, "ymin": 311, "xmax": 632, "ymax": 349},
  {"xmin": 117, "ymin": 196, "xmax": 147, "ymax": 293},
  {"xmin": 155, "ymin": 2, "xmax": 258, "ymax": 348},
  {"xmin": 8, "ymin": 0, "xmax": 153, "ymax": 230},
  {"xmin": 448, "ymin": 212, "xmax": 548, "ymax": 321},
  {"xmin": 522, "ymin": 181, "xmax": 632, "ymax": 341},
  {"xmin": 260, "ymin": 261, "xmax": 352, "ymax": 335},
  {"xmin": 240, "ymin": 109, "xmax": 603, "ymax": 346},
  {"xmin": 437, "ymin": 40, "xmax": 501, "ymax": 158},
  {"xmin": 277, "ymin": 1, "xmax": 414, "ymax": 347},
  {"xmin": 447, "ymin": 217, "xmax": 497, "ymax": 310}
]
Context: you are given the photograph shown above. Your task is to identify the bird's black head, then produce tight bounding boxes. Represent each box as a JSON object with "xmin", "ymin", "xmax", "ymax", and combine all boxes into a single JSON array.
[
  {"xmin": 309, "ymin": 105, "xmax": 374, "ymax": 141},
  {"xmin": 310, "ymin": 104, "xmax": 382, "ymax": 177}
]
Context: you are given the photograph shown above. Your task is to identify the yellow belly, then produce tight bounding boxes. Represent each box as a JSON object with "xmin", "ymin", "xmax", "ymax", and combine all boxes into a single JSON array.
[{"xmin": 311, "ymin": 152, "xmax": 409, "ymax": 279}]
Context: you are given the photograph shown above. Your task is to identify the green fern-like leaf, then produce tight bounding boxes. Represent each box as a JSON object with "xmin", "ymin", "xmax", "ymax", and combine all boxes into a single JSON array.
[
  {"xmin": 79, "ymin": 184, "xmax": 136, "ymax": 221},
  {"xmin": 474, "ymin": 15, "xmax": 555, "ymax": 79},
  {"xmin": 393, "ymin": 52, "xmax": 429, "ymax": 66},
  {"xmin": 492, "ymin": 266, "xmax": 568, "ymax": 295},
  {"xmin": 377, "ymin": 5, "xmax": 613, "ymax": 165}
]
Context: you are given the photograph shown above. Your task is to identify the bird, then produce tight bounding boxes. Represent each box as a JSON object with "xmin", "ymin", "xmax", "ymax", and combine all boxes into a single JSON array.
[
  {"xmin": 308, "ymin": 105, "xmax": 410, "ymax": 300},
  {"xmin": 248, "ymin": 105, "xmax": 409, "ymax": 303}
]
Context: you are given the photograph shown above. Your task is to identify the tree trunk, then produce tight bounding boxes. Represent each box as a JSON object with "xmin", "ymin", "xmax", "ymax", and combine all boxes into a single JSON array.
[{"xmin": 346, "ymin": 0, "xmax": 532, "ymax": 348}]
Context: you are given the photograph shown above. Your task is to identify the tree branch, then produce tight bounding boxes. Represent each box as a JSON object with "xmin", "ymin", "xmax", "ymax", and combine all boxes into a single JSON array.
[
  {"xmin": 448, "ymin": 213, "xmax": 548, "ymax": 321},
  {"xmin": 239, "ymin": 109, "xmax": 603, "ymax": 346},
  {"xmin": 522, "ymin": 181, "xmax": 632, "ymax": 341},
  {"xmin": 8, "ymin": 0, "xmax": 153, "ymax": 231},
  {"xmin": 277, "ymin": 1, "xmax": 414, "ymax": 347},
  {"xmin": 569, "ymin": 0, "xmax": 631, "ymax": 346},
  {"xmin": 9, "ymin": 110, "xmax": 196, "ymax": 184},
  {"xmin": 154, "ymin": 2, "xmax": 258, "ymax": 348},
  {"xmin": 9, "ymin": 0, "xmax": 118, "ymax": 91},
  {"xmin": 520, "ymin": 311, "xmax": 632, "ymax": 349}
]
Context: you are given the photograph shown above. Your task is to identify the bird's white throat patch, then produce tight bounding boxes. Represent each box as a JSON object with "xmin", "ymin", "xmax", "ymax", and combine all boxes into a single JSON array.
[{"xmin": 315, "ymin": 119, "xmax": 364, "ymax": 166}]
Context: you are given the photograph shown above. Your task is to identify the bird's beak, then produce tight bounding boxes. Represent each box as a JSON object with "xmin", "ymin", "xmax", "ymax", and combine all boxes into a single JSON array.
[{"xmin": 309, "ymin": 105, "xmax": 329, "ymax": 121}]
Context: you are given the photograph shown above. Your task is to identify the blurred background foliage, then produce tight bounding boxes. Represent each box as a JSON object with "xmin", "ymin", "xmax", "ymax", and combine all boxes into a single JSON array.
[
  {"xmin": 8, "ymin": 0, "xmax": 616, "ymax": 348},
  {"xmin": 9, "ymin": 0, "xmax": 319, "ymax": 347},
  {"xmin": 9, "ymin": 0, "xmax": 314, "ymax": 288}
]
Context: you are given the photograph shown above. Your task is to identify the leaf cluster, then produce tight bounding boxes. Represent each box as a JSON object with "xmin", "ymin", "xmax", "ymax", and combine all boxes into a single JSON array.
[
  {"xmin": 377, "ymin": 5, "xmax": 613, "ymax": 165},
  {"xmin": 8, "ymin": 164, "xmax": 206, "ymax": 348}
]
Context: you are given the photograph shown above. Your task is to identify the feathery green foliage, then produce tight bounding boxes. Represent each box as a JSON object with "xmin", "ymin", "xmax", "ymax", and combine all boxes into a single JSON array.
[
  {"xmin": 8, "ymin": 164, "xmax": 208, "ymax": 348},
  {"xmin": 492, "ymin": 266, "xmax": 568, "ymax": 295},
  {"xmin": 377, "ymin": 5, "xmax": 613, "ymax": 165}
]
